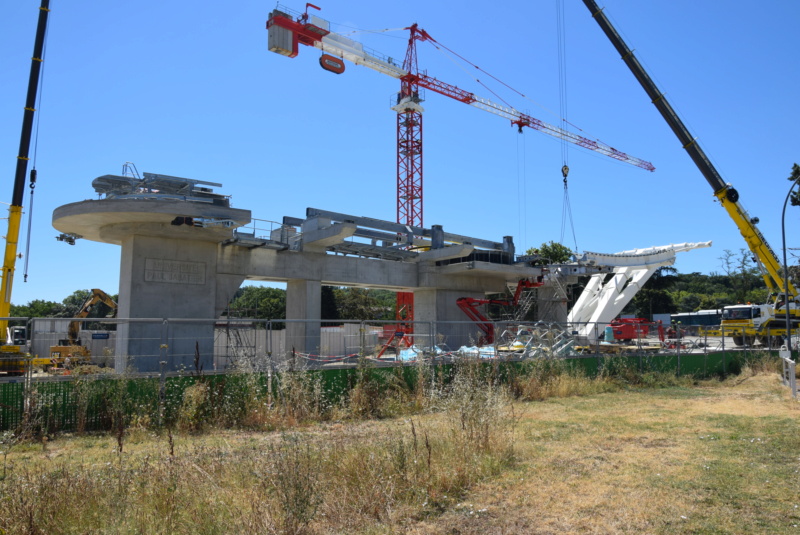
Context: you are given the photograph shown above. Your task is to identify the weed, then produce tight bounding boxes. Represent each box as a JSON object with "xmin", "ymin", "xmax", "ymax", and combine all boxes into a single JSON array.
[
  {"xmin": 261, "ymin": 434, "xmax": 322, "ymax": 534},
  {"xmin": 274, "ymin": 368, "xmax": 328, "ymax": 425},
  {"xmin": 349, "ymin": 357, "xmax": 384, "ymax": 418},
  {"xmin": 178, "ymin": 381, "xmax": 210, "ymax": 433}
]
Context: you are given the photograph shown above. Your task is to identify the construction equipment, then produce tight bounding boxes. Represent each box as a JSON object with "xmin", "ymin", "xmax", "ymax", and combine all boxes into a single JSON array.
[
  {"xmin": 0, "ymin": 1, "xmax": 52, "ymax": 375},
  {"xmin": 583, "ymin": 0, "xmax": 799, "ymax": 347},
  {"xmin": 267, "ymin": 6, "xmax": 654, "ymax": 226},
  {"xmin": 267, "ymin": 4, "xmax": 655, "ymax": 323},
  {"xmin": 608, "ymin": 317, "xmax": 651, "ymax": 343},
  {"xmin": 456, "ymin": 277, "xmax": 544, "ymax": 345},
  {"xmin": 49, "ymin": 289, "xmax": 117, "ymax": 366}
]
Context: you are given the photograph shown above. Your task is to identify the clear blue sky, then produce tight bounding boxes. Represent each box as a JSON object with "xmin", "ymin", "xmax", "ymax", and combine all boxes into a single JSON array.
[{"xmin": 1, "ymin": 0, "xmax": 799, "ymax": 305}]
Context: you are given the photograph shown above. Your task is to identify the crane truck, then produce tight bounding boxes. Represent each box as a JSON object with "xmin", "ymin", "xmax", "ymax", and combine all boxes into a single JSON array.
[
  {"xmin": 582, "ymin": 0, "xmax": 800, "ymax": 347},
  {"xmin": 0, "ymin": 1, "xmax": 53, "ymax": 374}
]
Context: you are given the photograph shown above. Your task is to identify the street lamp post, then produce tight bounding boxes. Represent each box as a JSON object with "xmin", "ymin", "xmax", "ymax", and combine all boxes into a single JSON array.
[{"xmin": 781, "ymin": 177, "xmax": 800, "ymax": 357}]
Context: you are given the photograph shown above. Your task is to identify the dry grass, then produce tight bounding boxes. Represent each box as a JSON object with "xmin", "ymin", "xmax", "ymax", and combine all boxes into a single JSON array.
[
  {"xmin": 409, "ymin": 373, "xmax": 800, "ymax": 534},
  {"xmin": 1, "ymin": 360, "xmax": 799, "ymax": 534}
]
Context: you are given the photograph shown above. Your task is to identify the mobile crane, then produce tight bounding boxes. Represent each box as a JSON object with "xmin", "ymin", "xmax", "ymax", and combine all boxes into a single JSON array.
[
  {"xmin": 49, "ymin": 289, "xmax": 117, "ymax": 366},
  {"xmin": 583, "ymin": 0, "xmax": 799, "ymax": 346},
  {"xmin": 0, "ymin": 1, "xmax": 53, "ymax": 374}
]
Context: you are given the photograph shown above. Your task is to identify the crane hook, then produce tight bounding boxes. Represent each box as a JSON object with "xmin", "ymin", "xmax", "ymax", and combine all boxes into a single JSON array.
[{"xmin": 561, "ymin": 165, "xmax": 569, "ymax": 182}]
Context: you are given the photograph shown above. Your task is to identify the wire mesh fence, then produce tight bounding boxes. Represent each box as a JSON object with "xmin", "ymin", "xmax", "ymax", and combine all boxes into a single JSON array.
[{"xmin": 0, "ymin": 316, "xmax": 790, "ymax": 375}]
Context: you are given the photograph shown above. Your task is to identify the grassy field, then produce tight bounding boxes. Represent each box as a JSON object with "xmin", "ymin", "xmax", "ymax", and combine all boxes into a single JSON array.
[{"xmin": 1, "ymin": 360, "xmax": 798, "ymax": 534}]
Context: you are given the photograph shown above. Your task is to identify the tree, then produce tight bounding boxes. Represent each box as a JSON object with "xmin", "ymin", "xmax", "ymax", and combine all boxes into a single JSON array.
[
  {"xmin": 321, "ymin": 285, "xmax": 339, "ymax": 321},
  {"xmin": 646, "ymin": 266, "xmax": 677, "ymax": 290},
  {"xmin": 525, "ymin": 241, "xmax": 573, "ymax": 265},
  {"xmin": 631, "ymin": 288, "xmax": 677, "ymax": 319},
  {"xmin": 228, "ymin": 286, "xmax": 286, "ymax": 320},
  {"xmin": 787, "ymin": 163, "xmax": 800, "ymax": 206},
  {"xmin": 61, "ymin": 289, "xmax": 92, "ymax": 316},
  {"xmin": 11, "ymin": 299, "xmax": 65, "ymax": 318},
  {"xmin": 718, "ymin": 249, "xmax": 766, "ymax": 304},
  {"xmin": 333, "ymin": 288, "xmax": 394, "ymax": 321}
]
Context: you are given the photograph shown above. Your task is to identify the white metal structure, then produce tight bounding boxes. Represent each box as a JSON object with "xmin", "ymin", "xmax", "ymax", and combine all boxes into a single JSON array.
[{"xmin": 567, "ymin": 242, "xmax": 712, "ymax": 343}]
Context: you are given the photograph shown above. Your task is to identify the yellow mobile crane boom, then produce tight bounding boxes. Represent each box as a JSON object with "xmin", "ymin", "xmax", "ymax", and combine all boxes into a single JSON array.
[
  {"xmin": 583, "ymin": 0, "xmax": 799, "ymax": 346},
  {"xmin": 0, "ymin": 0, "xmax": 52, "ymax": 374}
]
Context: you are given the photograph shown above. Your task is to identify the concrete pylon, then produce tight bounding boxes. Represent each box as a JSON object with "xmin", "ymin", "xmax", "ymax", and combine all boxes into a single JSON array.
[
  {"xmin": 285, "ymin": 279, "xmax": 322, "ymax": 360},
  {"xmin": 53, "ymin": 198, "xmax": 251, "ymax": 372}
]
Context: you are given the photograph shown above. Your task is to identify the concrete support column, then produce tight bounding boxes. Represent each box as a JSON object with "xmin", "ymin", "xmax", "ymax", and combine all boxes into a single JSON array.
[
  {"xmin": 414, "ymin": 288, "xmax": 485, "ymax": 349},
  {"xmin": 285, "ymin": 279, "xmax": 322, "ymax": 358},
  {"xmin": 115, "ymin": 234, "xmax": 244, "ymax": 372}
]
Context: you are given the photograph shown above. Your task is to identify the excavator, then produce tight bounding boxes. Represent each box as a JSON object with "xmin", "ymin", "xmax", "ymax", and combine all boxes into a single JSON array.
[
  {"xmin": 583, "ymin": 0, "xmax": 800, "ymax": 347},
  {"xmin": 49, "ymin": 289, "xmax": 117, "ymax": 367}
]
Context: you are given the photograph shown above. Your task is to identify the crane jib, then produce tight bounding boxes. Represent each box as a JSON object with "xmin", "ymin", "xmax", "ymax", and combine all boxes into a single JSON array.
[{"xmin": 267, "ymin": 4, "xmax": 655, "ymax": 172}]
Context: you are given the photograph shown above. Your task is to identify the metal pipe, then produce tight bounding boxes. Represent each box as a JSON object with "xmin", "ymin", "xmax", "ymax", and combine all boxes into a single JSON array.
[{"xmin": 781, "ymin": 176, "xmax": 800, "ymax": 356}]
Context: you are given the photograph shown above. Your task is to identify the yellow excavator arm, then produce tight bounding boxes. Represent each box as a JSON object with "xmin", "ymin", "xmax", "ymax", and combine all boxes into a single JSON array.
[{"xmin": 65, "ymin": 289, "xmax": 118, "ymax": 345}]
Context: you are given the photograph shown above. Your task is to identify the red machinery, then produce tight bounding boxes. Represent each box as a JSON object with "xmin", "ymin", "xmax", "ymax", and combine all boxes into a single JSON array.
[
  {"xmin": 608, "ymin": 317, "xmax": 650, "ymax": 342},
  {"xmin": 457, "ymin": 277, "xmax": 544, "ymax": 345}
]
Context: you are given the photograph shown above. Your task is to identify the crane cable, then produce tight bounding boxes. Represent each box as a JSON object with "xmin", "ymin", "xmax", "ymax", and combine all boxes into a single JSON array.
[
  {"xmin": 556, "ymin": 0, "xmax": 578, "ymax": 252},
  {"xmin": 23, "ymin": 18, "xmax": 49, "ymax": 283}
]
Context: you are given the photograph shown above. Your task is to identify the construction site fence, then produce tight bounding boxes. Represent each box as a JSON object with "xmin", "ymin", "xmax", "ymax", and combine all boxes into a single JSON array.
[
  {"xmin": 9, "ymin": 318, "xmax": 800, "ymax": 372},
  {"xmin": 2, "ymin": 316, "xmax": 796, "ymax": 373},
  {"xmin": 0, "ymin": 317, "xmax": 794, "ymax": 433}
]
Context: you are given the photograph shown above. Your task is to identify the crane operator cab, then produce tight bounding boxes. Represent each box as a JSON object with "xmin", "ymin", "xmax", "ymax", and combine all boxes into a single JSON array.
[{"xmin": 722, "ymin": 305, "xmax": 763, "ymax": 321}]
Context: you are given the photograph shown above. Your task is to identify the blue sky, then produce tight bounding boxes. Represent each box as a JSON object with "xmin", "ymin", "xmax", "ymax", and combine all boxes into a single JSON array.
[{"xmin": 1, "ymin": 0, "xmax": 799, "ymax": 305}]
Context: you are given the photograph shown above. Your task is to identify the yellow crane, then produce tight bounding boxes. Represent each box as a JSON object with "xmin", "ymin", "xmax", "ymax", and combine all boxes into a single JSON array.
[
  {"xmin": 0, "ymin": 0, "xmax": 52, "ymax": 374},
  {"xmin": 583, "ymin": 0, "xmax": 799, "ymax": 347}
]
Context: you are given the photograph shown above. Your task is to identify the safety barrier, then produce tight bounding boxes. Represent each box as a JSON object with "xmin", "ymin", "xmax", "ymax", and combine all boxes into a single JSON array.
[
  {"xmin": 0, "ymin": 317, "xmax": 783, "ymax": 373},
  {"xmin": 781, "ymin": 349, "xmax": 797, "ymax": 399}
]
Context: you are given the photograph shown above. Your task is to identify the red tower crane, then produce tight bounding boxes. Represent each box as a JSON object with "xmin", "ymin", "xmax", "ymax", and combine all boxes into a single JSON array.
[{"xmin": 266, "ymin": 4, "xmax": 655, "ymax": 322}]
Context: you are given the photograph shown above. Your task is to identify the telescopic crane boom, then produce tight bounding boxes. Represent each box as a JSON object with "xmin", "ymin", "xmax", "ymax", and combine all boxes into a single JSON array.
[
  {"xmin": 583, "ymin": 0, "xmax": 799, "ymax": 344},
  {"xmin": 0, "ymin": 0, "xmax": 51, "ymax": 373}
]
